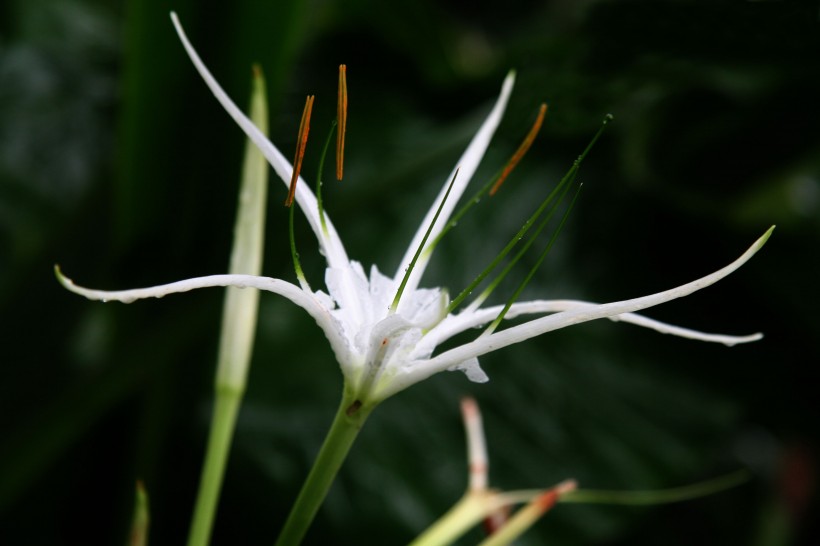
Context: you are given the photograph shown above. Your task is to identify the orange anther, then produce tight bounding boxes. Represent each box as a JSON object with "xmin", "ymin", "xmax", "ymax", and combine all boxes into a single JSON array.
[
  {"xmin": 336, "ymin": 64, "xmax": 348, "ymax": 180},
  {"xmin": 286, "ymin": 95, "xmax": 315, "ymax": 207},
  {"xmin": 489, "ymin": 103, "xmax": 548, "ymax": 196}
]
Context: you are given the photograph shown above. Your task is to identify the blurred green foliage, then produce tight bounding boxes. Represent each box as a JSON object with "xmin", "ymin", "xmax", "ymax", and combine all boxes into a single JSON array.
[{"xmin": 1, "ymin": 0, "xmax": 818, "ymax": 544}]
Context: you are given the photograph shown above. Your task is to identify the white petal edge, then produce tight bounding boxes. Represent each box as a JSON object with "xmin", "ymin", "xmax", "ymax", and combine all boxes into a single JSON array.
[
  {"xmin": 392, "ymin": 72, "xmax": 516, "ymax": 304},
  {"xmin": 169, "ymin": 12, "xmax": 350, "ymax": 272},
  {"xmin": 380, "ymin": 226, "xmax": 773, "ymax": 399},
  {"xmin": 55, "ymin": 267, "xmax": 350, "ymax": 364}
]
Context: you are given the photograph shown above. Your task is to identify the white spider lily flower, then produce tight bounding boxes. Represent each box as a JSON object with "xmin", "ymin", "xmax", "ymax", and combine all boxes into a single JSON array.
[{"xmin": 57, "ymin": 13, "xmax": 771, "ymax": 408}]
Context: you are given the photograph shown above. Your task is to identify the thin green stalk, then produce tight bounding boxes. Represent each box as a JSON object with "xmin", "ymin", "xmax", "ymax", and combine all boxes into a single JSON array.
[
  {"xmin": 289, "ymin": 203, "xmax": 310, "ymax": 290},
  {"xmin": 316, "ymin": 120, "xmax": 338, "ymax": 236},
  {"xmin": 187, "ymin": 386, "xmax": 243, "ymax": 546},
  {"xmin": 390, "ymin": 169, "xmax": 460, "ymax": 313},
  {"xmin": 186, "ymin": 66, "xmax": 269, "ymax": 546},
  {"xmin": 560, "ymin": 470, "xmax": 750, "ymax": 505},
  {"xmin": 470, "ymin": 169, "xmax": 577, "ymax": 312},
  {"xmin": 275, "ymin": 389, "xmax": 376, "ymax": 546},
  {"xmin": 446, "ymin": 113, "xmax": 613, "ymax": 315},
  {"xmin": 484, "ymin": 182, "xmax": 583, "ymax": 334},
  {"xmin": 445, "ymin": 165, "xmax": 575, "ymax": 315}
]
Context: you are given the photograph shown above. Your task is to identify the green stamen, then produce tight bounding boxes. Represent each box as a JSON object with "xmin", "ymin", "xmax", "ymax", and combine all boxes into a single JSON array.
[
  {"xmin": 471, "ymin": 169, "xmax": 578, "ymax": 312},
  {"xmin": 445, "ymin": 170, "xmax": 573, "ymax": 315},
  {"xmin": 425, "ymin": 104, "xmax": 548, "ymax": 258},
  {"xmin": 289, "ymin": 203, "xmax": 310, "ymax": 290},
  {"xmin": 423, "ymin": 174, "xmax": 493, "ymax": 260},
  {"xmin": 579, "ymin": 113, "xmax": 614, "ymax": 163},
  {"xmin": 316, "ymin": 120, "xmax": 338, "ymax": 236},
  {"xmin": 446, "ymin": 113, "xmax": 614, "ymax": 316},
  {"xmin": 391, "ymin": 169, "xmax": 460, "ymax": 313},
  {"xmin": 485, "ymin": 182, "xmax": 583, "ymax": 335}
]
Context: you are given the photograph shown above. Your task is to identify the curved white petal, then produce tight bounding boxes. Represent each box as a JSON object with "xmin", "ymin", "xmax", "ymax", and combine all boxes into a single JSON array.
[
  {"xmin": 56, "ymin": 267, "xmax": 350, "ymax": 364},
  {"xmin": 383, "ymin": 227, "xmax": 773, "ymax": 399},
  {"xmin": 420, "ymin": 299, "xmax": 761, "ymax": 354},
  {"xmin": 393, "ymin": 72, "xmax": 516, "ymax": 303},
  {"xmin": 170, "ymin": 13, "xmax": 350, "ymax": 272}
]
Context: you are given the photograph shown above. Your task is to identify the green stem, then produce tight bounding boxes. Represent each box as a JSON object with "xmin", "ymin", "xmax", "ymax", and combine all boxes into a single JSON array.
[
  {"xmin": 187, "ymin": 384, "xmax": 243, "ymax": 546},
  {"xmin": 275, "ymin": 388, "xmax": 375, "ymax": 546}
]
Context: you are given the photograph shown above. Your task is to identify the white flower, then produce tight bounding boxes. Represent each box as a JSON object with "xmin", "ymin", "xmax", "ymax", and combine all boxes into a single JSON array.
[{"xmin": 57, "ymin": 13, "xmax": 772, "ymax": 407}]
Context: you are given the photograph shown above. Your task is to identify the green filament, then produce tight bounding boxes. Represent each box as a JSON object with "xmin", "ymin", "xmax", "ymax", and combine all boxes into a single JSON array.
[
  {"xmin": 391, "ymin": 169, "xmax": 460, "ymax": 313},
  {"xmin": 561, "ymin": 470, "xmax": 749, "ymax": 505},
  {"xmin": 316, "ymin": 120, "xmax": 338, "ymax": 236},
  {"xmin": 447, "ymin": 113, "xmax": 614, "ymax": 316},
  {"xmin": 445, "ymin": 167, "xmax": 574, "ymax": 315},
  {"xmin": 485, "ymin": 182, "xmax": 583, "ymax": 334},
  {"xmin": 289, "ymin": 203, "xmax": 310, "ymax": 290}
]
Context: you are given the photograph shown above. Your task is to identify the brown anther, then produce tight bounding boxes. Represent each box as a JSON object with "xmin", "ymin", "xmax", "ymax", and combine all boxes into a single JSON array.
[
  {"xmin": 336, "ymin": 64, "xmax": 348, "ymax": 180},
  {"xmin": 285, "ymin": 95, "xmax": 315, "ymax": 207},
  {"xmin": 489, "ymin": 103, "xmax": 548, "ymax": 196}
]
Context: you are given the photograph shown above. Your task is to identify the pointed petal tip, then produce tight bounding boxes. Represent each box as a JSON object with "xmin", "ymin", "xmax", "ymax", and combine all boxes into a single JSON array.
[
  {"xmin": 170, "ymin": 11, "xmax": 185, "ymax": 39},
  {"xmin": 502, "ymin": 70, "xmax": 516, "ymax": 93},
  {"xmin": 723, "ymin": 332, "xmax": 764, "ymax": 346},
  {"xmin": 54, "ymin": 264, "xmax": 71, "ymax": 288},
  {"xmin": 759, "ymin": 225, "xmax": 776, "ymax": 245}
]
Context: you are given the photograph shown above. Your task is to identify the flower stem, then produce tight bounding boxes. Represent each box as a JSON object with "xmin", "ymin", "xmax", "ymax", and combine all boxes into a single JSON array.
[
  {"xmin": 187, "ymin": 385, "xmax": 243, "ymax": 546},
  {"xmin": 275, "ymin": 389, "xmax": 375, "ymax": 546},
  {"xmin": 187, "ymin": 66, "xmax": 269, "ymax": 546}
]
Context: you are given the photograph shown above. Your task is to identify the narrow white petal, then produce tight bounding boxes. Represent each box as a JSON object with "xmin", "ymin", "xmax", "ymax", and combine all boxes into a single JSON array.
[
  {"xmin": 423, "ymin": 299, "xmax": 761, "ymax": 350},
  {"xmin": 386, "ymin": 227, "xmax": 773, "ymax": 398},
  {"xmin": 393, "ymin": 72, "xmax": 516, "ymax": 301},
  {"xmin": 56, "ymin": 267, "xmax": 350, "ymax": 363},
  {"xmin": 169, "ymin": 12, "xmax": 350, "ymax": 271}
]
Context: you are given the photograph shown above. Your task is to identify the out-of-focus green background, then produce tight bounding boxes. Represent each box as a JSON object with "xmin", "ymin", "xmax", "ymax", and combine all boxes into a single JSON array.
[{"xmin": 1, "ymin": 0, "xmax": 818, "ymax": 544}]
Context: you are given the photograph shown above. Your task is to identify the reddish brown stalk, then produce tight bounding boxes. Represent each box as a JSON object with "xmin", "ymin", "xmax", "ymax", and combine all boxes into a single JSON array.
[
  {"xmin": 489, "ymin": 103, "xmax": 548, "ymax": 196},
  {"xmin": 336, "ymin": 64, "xmax": 348, "ymax": 180},
  {"xmin": 286, "ymin": 95, "xmax": 315, "ymax": 207}
]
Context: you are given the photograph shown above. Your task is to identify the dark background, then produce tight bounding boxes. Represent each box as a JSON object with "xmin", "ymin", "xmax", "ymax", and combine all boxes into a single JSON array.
[{"xmin": 1, "ymin": 0, "xmax": 818, "ymax": 544}]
